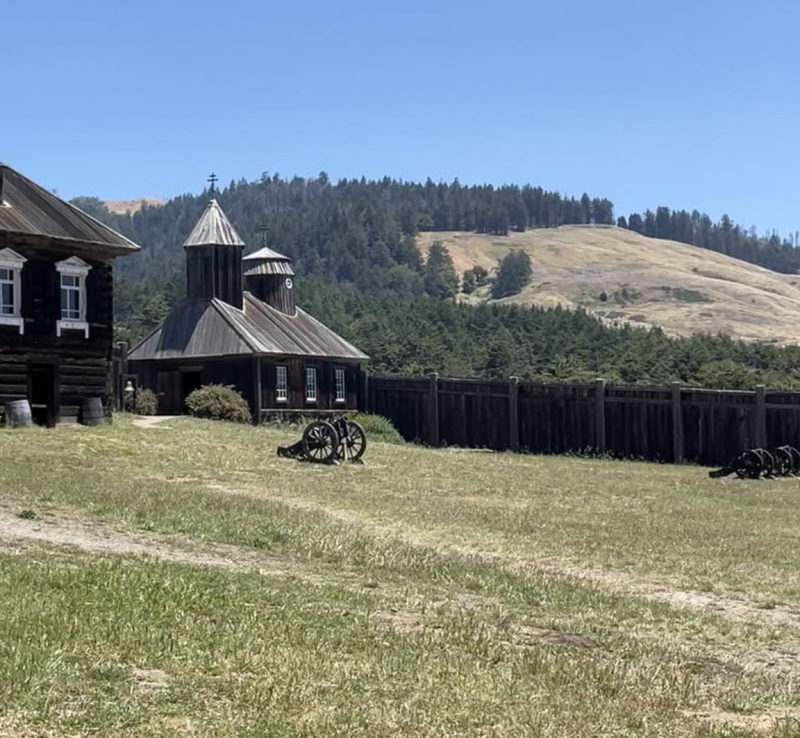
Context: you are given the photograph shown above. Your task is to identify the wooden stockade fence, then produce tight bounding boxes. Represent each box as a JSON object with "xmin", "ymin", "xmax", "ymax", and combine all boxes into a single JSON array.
[{"xmin": 364, "ymin": 373, "xmax": 800, "ymax": 467}]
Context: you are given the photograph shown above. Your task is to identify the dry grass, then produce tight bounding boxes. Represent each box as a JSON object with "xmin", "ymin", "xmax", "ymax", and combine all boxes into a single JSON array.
[
  {"xmin": 2, "ymin": 416, "xmax": 800, "ymax": 736},
  {"xmin": 103, "ymin": 197, "xmax": 166, "ymax": 215},
  {"xmin": 418, "ymin": 226, "xmax": 800, "ymax": 344}
]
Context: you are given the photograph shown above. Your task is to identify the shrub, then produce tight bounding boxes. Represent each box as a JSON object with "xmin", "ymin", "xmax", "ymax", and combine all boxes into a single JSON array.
[
  {"xmin": 134, "ymin": 388, "xmax": 158, "ymax": 416},
  {"xmin": 346, "ymin": 413, "xmax": 404, "ymax": 444},
  {"xmin": 185, "ymin": 384, "xmax": 251, "ymax": 424}
]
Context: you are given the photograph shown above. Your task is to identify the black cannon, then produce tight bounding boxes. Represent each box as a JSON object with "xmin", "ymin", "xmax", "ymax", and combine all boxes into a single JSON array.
[
  {"xmin": 277, "ymin": 415, "xmax": 367, "ymax": 465},
  {"xmin": 709, "ymin": 445, "xmax": 800, "ymax": 479}
]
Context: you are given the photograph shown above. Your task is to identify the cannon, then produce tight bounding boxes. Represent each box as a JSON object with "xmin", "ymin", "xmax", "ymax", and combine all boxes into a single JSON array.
[
  {"xmin": 709, "ymin": 445, "xmax": 800, "ymax": 479},
  {"xmin": 277, "ymin": 415, "xmax": 367, "ymax": 465}
]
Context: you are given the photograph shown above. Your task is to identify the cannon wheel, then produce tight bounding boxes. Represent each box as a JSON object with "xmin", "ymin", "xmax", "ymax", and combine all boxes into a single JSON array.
[
  {"xmin": 733, "ymin": 449, "xmax": 762, "ymax": 479},
  {"xmin": 755, "ymin": 448, "xmax": 776, "ymax": 478},
  {"xmin": 774, "ymin": 446, "xmax": 794, "ymax": 477},
  {"xmin": 336, "ymin": 420, "xmax": 367, "ymax": 462},
  {"xmin": 789, "ymin": 446, "xmax": 800, "ymax": 475},
  {"xmin": 302, "ymin": 420, "xmax": 340, "ymax": 464}
]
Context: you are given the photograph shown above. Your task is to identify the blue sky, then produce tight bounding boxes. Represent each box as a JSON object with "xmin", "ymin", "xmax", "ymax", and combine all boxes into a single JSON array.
[{"xmin": 4, "ymin": 0, "xmax": 799, "ymax": 234}]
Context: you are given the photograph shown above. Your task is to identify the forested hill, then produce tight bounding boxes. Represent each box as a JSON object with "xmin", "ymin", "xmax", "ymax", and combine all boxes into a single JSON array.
[
  {"xmin": 76, "ymin": 175, "xmax": 614, "ymax": 287},
  {"xmin": 76, "ymin": 173, "xmax": 800, "ymax": 285},
  {"xmin": 69, "ymin": 173, "xmax": 800, "ymax": 389}
]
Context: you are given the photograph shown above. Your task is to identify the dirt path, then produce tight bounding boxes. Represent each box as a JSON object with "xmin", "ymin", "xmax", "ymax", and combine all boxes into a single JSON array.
[
  {"xmin": 210, "ymin": 486, "xmax": 800, "ymax": 631},
  {"xmin": 0, "ymin": 509, "xmax": 329, "ymax": 584},
  {"xmin": 132, "ymin": 416, "xmax": 182, "ymax": 429},
  {"xmin": 4, "ymin": 485, "xmax": 800, "ymax": 632}
]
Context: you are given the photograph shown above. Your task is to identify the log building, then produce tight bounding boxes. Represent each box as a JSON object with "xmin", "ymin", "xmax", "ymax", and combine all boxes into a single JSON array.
[
  {"xmin": 0, "ymin": 161, "xmax": 140, "ymax": 425},
  {"xmin": 128, "ymin": 183, "xmax": 368, "ymax": 419}
]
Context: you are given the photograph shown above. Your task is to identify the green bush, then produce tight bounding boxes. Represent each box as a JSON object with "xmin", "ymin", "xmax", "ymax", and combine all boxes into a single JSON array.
[
  {"xmin": 346, "ymin": 413, "xmax": 404, "ymax": 444},
  {"xmin": 185, "ymin": 384, "xmax": 251, "ymax": 424},
  {"xmin": 134, "ymin": 388, "xmax": 158, "ymax": 416}
]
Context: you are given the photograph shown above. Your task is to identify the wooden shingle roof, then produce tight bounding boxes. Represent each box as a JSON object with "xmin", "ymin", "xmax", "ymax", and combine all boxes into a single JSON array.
[
  {"xmin": 0, "ymin": 161, "xmax": 139, "ymax": 255},
  {"xmin": 128, "ymin": 293, "xmax": 368, "ymax": 362},
  {"xmin": 183, "ymin": 198, "xmax": 245, "ymax": 248},
  {"xmin": 243, "ymin": 246, "xmax": 295, "ymax": 276}
]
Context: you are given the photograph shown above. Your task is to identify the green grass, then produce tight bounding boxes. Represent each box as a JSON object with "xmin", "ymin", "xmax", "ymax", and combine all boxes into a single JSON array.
[{"xmin": 1, "ymin": 416, "xmax": 800, "ymax": 736}]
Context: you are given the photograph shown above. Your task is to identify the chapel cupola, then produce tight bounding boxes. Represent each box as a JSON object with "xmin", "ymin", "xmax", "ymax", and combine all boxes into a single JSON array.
[
  {"xmin": 183, "ymin": 173, "xmax": 244, "ymax": 309},
  {"xmin": 243, "ymin": 245, "xmax": 295, "ymax": 316}
]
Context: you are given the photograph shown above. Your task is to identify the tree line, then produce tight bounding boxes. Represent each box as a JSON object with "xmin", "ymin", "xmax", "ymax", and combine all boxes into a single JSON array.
[
  {"xmin": 69, "ymin": 171, "xmax": 800, "ymax": 390},
  {"xmin": 619, "ymin": 207, "xmax": 800, "ymax": 274}
]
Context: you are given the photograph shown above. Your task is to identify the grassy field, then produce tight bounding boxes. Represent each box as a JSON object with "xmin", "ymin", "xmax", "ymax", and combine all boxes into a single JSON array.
[
  {"xmin": 2, "ymin": 416, "xmax": 800, "ymax": 736},
  {"xmin": 417, "ymin": 227, "xmax": 800, "ymax": 344}
]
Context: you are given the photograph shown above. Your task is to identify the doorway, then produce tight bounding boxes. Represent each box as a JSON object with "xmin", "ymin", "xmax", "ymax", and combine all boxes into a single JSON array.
[
  {"xmin": 28, "ymin": 363, "xmax": 58, "ymax": 427},
  {"xmin": 181, "ymin": 370, "xmax": 203, "ymax": 407}
]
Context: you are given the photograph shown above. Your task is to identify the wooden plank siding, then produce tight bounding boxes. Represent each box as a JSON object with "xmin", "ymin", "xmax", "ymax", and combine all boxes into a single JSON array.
[
  {"xmin": 365, "ymin": 375, "xmax": 800, "ymax": 467},
  {"xmin": 132, "ymin": 356, "xmax": 360, "ymax": 420},
  {"xmin": 0, "ymin": 237, "xmax": 115, "ymax": 423}
]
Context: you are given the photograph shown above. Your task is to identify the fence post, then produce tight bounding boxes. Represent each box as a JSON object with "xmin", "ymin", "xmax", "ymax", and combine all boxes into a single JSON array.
[
  {"xmin": 671, "ymin": 382, "xmax": 684, "ymax": 464},
  {"xmin": 756, "ymin": 384, "xmax": 767, "ymax": 448},
  {"xmin": 428, "ymin": 372, "xmax": 440, "ymax": 447},
  {"xmin": 594, "ymin": 378, "xmax": 606, "ymax": 454},
  {"xmin": 508, "ymin": 376, "xmax": 519, "ymax": 452},
  {"xmin": 358, "ymin": 369, "xmax": 369, "ymax": 412}
]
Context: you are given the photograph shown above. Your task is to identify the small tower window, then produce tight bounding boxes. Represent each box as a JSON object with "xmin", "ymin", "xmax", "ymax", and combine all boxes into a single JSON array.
[
  {"xmin": 305, "ymin": 367, "xmax": 317, "ymax": 403},
  {"xmin": 335, "ymin": 368, "xmax": 346, "ymax": 403},
  {"xmin": 276, "ymin": 365, "xmax": 288, "ymax": 403}
]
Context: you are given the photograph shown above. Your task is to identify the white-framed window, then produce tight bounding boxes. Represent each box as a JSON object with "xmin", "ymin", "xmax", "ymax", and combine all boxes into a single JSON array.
[
  {"xmin": 305, "ymin": 367, "xmax": 317, "ymax": 403},
  {"xmin": 335, "ymin": 368, "xmax": 346, "ymax": 403},
  {"xmin": 276, "ymin": 365, "xmax": 288, "ymax": 402},
  {"xmin": 0, "ymin": 248, "xmax": 26, "ymax": 335},
  {"xmin": 56, "ymin": 256, "xmax": 91, "ymax": 338},
  {"xmin": 61, "ymin": 274, "xmax": 81, "ymax": 319}
]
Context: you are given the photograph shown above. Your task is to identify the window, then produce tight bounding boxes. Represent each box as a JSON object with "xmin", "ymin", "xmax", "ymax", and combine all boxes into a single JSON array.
[
  {"xmin": 305, "ymin": 367, "xmax": 317, "ymax": 402},
  {"xmin": 0, "ymin": 269, "xmax": 15, "ymax": 315},
  {"xmin": 0, "ymin": 248, "xmax": 26, "ymax": 334},
  {"xmin": 60, "ymin": 274, "xmax": 81, "ymax": 319},
  {"xmin": 276, "ymin": 365, "xmax": 288, "ymax": 402},
  {"xmin": 335, "ymin": 368, "xmax": 346, "ymax": 403},
  {"xmin": 56, "ymin": 257, "xmax": 91, "ymax": 338}
]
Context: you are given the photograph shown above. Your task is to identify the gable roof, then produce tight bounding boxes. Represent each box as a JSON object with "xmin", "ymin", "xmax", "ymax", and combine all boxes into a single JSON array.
[
  {"xmin": 0, "ymin": 161, "xmax": 139, "ymax": 255},
  {"xmin": 128, "ymin": 293, "xmax": 369, "ymax": 362},
  {"xmin": 183, "ymin": 198, "xmax": 245, "ymax": 248}
]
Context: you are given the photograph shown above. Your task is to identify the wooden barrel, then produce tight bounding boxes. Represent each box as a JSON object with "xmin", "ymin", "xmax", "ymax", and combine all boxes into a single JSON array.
[
  {"xmin": 81, "ymin": 397, "xmax": 106, "ymax": 426},
  {"xmin": 5, "ymin": 399, "xmax": 33, "ymax": 428}
]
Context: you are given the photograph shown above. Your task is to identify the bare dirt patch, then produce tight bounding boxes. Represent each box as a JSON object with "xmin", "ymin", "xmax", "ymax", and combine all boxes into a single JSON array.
[
  {"xmin": 132, "ymin": 415, "xmax": 182, "ymax": 429},
  {"xmin": 133, "ymin": 667, "xmax": 171, "ymax": 693},
  {"xmin": 0, "ymin": 508, "xmax": 311, "ymax": 582}
]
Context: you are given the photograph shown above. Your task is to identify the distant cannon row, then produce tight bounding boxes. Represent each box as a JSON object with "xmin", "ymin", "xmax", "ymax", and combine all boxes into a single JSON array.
[{"xmin": 709, "ymin": 446, "xmax": 800, "ymax": 480}]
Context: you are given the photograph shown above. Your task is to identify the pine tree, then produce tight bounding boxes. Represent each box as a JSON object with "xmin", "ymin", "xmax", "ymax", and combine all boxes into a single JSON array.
[
  {"xmin": 423, "ymin": 242, "xmax": 458, "ymax": 300},
  {"xmin": 491, "ymin": 251, "xmax": 533, "ymax": 299}
]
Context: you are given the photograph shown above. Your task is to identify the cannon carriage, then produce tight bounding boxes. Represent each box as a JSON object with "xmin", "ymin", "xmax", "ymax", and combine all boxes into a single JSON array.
[
  {"xmin": 709, "ymin": 445, "xmax": 800, "ymax": 479},
  {"xmin": 277, "ymin": 415, "xmax": 367, "ymax": 465}
]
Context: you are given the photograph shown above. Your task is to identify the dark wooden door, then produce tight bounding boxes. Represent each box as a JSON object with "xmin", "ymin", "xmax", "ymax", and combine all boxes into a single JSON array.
[
  {"xmin": 28, "ymin": 363, "xmax": 58, "ymax": 427},
  {"xmin": 157, "ymin": 371, "xmax": 182, "ymax": 415}
]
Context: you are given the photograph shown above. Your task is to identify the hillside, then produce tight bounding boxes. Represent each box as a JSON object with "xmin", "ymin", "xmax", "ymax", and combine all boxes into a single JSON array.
[
  {"xmin": 104, "ymin": 197, "xmax": 165, "ymax": 215},
  {"xmin": 418, "ymin": 226, "xmax": 800, "ymax": 344}
]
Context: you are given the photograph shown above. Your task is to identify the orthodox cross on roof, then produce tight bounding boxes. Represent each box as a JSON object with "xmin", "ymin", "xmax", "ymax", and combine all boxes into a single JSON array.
[
  {"xmin": 207, "ymin": 172, "xmax": 218, "ymax": 198},
  {"xmin": 258, "ymin": 223, "xmax": 269, "ymax": 247}
]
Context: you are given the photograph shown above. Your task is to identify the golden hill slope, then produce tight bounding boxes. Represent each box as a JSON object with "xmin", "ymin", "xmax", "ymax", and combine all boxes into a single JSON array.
[
  {"xmin": 104, "ymin": 197, "xmax": 165, "ymax": 215},
  {"xmin": 417, "ymin": 226, "xmax": 800, "ymax": 344}
]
